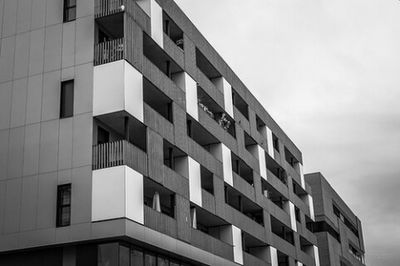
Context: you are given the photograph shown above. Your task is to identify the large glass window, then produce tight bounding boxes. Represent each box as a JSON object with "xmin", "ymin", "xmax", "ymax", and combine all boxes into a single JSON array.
[
  {"xmin": 98, "ymin": 243, "xmax": 118, "ymax": 266},
  {"xmin": 56, "ymin": 184, "xmax": 71, "ymax": 227}
]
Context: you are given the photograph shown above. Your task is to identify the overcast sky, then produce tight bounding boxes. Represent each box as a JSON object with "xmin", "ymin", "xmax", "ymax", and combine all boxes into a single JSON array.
[{"xmin": 175, "ymin": 0, "xmax": 400, "ymax": 265}]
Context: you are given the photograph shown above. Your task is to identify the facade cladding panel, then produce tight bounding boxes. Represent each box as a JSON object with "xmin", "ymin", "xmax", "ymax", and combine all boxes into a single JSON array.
[
  {"xmin": 305, "ymin": 173, "xmax": 366, "ymax": 266},
  {"xmin": 0, "ymin": 0, "xmax": 360, "ymax": 266}
]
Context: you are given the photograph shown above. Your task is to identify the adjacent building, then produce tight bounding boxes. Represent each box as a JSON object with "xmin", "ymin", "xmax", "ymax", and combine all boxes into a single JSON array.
[
  {"xmin": 305, "ymin": 173, "xmax": 366, "ymax": 266},
  {"xmin": 0, "ymin": 0, "xmax": 347, "ymax": 265}
]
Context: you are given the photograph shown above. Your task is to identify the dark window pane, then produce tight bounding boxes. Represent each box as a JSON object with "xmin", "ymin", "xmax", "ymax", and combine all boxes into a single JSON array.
[
  {"xmin": 98, "ymin": 243, "xmax": 119, "ymax": 266},
  {"xmin": 144, "ymin": 253, "xmax": 156, "ymax": 266},
  {"xmin": 56, "ymin": 184, "xmax": 71, "ymax": 227},
  {"xmin": 131, "ymin": 249, "xmax": 143, "ymax": 266},
  {"xmin": 158, "ymin": 257, "xmax": 169, "ymax": 266},
  {"xmin": 119, "ymin": 246, "xmax": 130, "ymax": 266},
  {"xmin": 60, "ymin": 80, "xmax": 74, "ymax": 118}
]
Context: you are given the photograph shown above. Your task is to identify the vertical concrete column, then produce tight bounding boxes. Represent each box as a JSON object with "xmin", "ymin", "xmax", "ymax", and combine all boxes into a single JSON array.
[
  {"xmin": 258, "ymin": 145, "xmax": 267, "ymax": 180},
  {"xmin": 268, "ymin": 246, "xmax": 278, "ymax": 266},
  {"xmin": 188, "ymin": 157, "xmax": 202, "ymax": 206},
  {"xmin": 266, "ymin": 126, "xmax": 274, "ymax": 158}
]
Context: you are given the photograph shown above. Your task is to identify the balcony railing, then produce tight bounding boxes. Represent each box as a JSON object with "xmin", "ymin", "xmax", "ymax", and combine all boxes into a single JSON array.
[
  {"xmin": 94, "ymin": 38, "xmax": 124, "ymax": 66},
  {"xmin": 95, "ymin": 0, "xmax": 125, "ymax": 18},
  {"xmin": 92, "ymin": 140, "xmax": 146, "ymax": 171}
]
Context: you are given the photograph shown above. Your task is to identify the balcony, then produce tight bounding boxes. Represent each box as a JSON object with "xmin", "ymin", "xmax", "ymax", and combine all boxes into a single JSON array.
[
  {"xmin": 95, "ymin": 0, "xmax": 126, "ymax": 18},
  {"xmin": 94, "ymin": 38, "xmax": 124, "ymax": 66},
  {"xmin": 92, "ymin": 140, "xmax": 147, "ymax": 172}
]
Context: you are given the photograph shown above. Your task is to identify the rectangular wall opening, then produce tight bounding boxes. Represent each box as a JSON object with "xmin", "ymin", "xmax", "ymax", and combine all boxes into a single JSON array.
[
  {"xmin": 143, "ymin": 78, "xmax": 173, "ymax": 122},
  {"xmin": 144, "ymin": 177, "xmax": 175, "ymax": 218},
  {"xmin": 225, "ymin": 185, "xmax": 264, "ymax": 226},
  {"xmin": 244, "ymin": 131, "xmax": 258, "ymax": 158},
  {"xmin": 242, "ymin": 231, "xmax": 268, "ymax": 261},
  {"xmin": 284, "ymin": 147, "xmax": 299, "ymax": 169},
  {"xmin": 231, "ymin": 153, "xmax": 254, "ymax": 185},
  {"xmin": 270, "ymin": 216, "xmax": 294, "ymax": 245},
  {"xmin": 94, "ymin": 113, "xmax": 147, "ymax": 152},
  {"xmin": 292, "ymin": 179, "xmax": 308, "ymax": 201},
  {"xmin": 261, "ymin": 179, "xmax": 288, "ymax": 210},
  {"xmin": 197, "ymin": 87, "xmax": 236, "ymax": 137},
  {"xmin": 232, "ymin": 89, "xmax": 249, "ymax": 119},
  {"xmin": 201, "ymin": 166, "xmax": 214, "ymax": 195},
  {"xmin": 266, "ymin": 156, "xmax": 287, "ymax": 185},
  {"xmin": 277, "ymin": 251, "xmax": 290, "ymax": 266},
  {"xmin": 300, "ymin": 236, "xmax": 314, "ymax": 256},
  {"xmin": 143, "ymin": 33, "xmax": 184, "ymax": 81},
  {"xmin": 163, "ymin": 12, "xmax": 184, "ymax": 49},
  {"xmin": 256, "ymin": 115, "xmax": 266, "ymax": 137},
  {"xmin": 187, "ymin": 116, "xmax": 221, "ymax": 156},
  {"xmin": 163, "ymin": 140, "xmax": 188, "ymax": 178},
  {"xmin": 196, "ymin": 48, "xmax": 221, "ymax": 83}
]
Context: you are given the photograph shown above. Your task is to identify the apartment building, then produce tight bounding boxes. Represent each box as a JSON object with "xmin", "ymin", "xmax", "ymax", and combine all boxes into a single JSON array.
[
  {"xmin": 0, "ymin": 0, "xmax": 319, "ymax": 265},
  {"xmin": 305, "ymin": 173, "xmax": 366, "ymax": 266}
]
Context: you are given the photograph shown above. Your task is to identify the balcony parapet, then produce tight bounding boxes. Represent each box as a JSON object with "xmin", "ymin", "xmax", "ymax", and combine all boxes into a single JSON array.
[
  {"xmin": 94, "ymin": 38, "xmax": 124, "ymax": 66},
  {"xmin": 92, "ymin": 140, "xmax": 147, "ymax": 174}
]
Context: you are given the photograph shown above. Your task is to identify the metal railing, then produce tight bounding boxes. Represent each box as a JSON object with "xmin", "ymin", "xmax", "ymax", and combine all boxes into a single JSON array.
[
  {"xmin": 95, "ymin": 0, "xmax": 125, "ymax": 18},
  {"xmin": 92, "ymin": 140, "xmax": 144, "ymax": 170},
  {"xmin": 94, "ymin": 38, "xmax": 124, "ymax": 65}
]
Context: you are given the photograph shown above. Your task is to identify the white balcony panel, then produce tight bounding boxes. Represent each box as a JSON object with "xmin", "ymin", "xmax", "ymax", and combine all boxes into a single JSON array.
[
  {"xmin": 308, "ymin": 195, "xmax": 315, "ymax": 221},
  {"xmin": 313, "ymin": 245, "xmax": 320, "ymax": 266},
  {"xmin": 93, "ymin": 60, "xmax": 143, "ymax": 122},
  {"xmin": 222, "ymin": 144, "xmax": 233, "ymax": 186},
  {"xmin": 289, "ymin": 201, "xmax": 297, "ymax": 232},
  {"xmin": 137, "ymin": 0, "xmax": 163, "ymax": 48},
  {"xmin": 299, "ymin": 163, "xmax": 305, "ymax": 189},
  {"xmin": 232, "ymin": 225, "xmax": 243, "ymax": 265},
  {"xmin": 296, "ymin": 262, "xmax": 303, "ymax": 266},
  {"xmin": 188, "ymin": 157, "xmax": 202, "ymax": 207},
  {"xmin": 258, "ymin": 145, "xmax": 267, "ymax": 180},
  {"xmin": 266, "ymin": 126, "xmax": 274, "ymax": 158},
  {"xmin": 92, "ymin": 165, "xmax": 144, "ymax": 224},
  {"xmin": 268, "ymin": 246, "xmax": 278, "ymax": 266},
  {"xmin": 185, "ymin": 73, "xmax": 198, "ymax": 120}
]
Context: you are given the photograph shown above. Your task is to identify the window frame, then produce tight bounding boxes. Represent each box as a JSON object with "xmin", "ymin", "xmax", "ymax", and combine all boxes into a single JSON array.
[
  {"xmin": 60, "ymin": 79, "xmax": 74, "ymax": 119},
  {"xmin": 56, "ymin": 184, "xmax": 72, "ymax": 227},
  {"xmin": 63, "ymin": 0, "xmax": 77, "ymax": 23}
]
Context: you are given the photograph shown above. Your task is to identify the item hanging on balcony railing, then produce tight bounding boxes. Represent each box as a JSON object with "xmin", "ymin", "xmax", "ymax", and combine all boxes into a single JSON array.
[
  {"xmin": 198, "ymin": 102, "xmax": 214, "ymax": 119},
  {"xmin": 217, "ymin": 113, "xmax": 231, "ymax": 130},
  {"xmin": 175, "ymin": 38, "xmax": 184, "ymax": 49},
  {"xmin": 152, "ymin": 192, "xmax": 161, "ymax": 212}
]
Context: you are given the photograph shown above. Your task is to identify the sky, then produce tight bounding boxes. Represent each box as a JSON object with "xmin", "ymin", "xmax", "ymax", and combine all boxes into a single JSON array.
[{"xmin": 174, "ymin": 0, "xmax": 400, "ymax": 265}]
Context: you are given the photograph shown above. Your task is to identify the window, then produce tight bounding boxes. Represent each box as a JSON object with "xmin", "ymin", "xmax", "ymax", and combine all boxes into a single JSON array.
[
  {"xmin": 64, "ymin": 0, "xmax": 77, "ymax": 22},
  {"xmin": 56, "ymin": 184, "xmax": 71, "ymax": 227},
  {"xmin": 97, "ymin": 127, "xmax": 110, "ymax": 145},
  {"xmin": 60, "ymin": 80, "xmax": 74, "ymax": 118}
]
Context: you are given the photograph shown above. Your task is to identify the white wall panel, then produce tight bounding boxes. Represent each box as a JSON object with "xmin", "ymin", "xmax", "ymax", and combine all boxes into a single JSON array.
[
  {"xmin": 289, "ymin": 201, "xmax": 297, "ymax": 232},
  {"xmin": 92, "ymin": 166, "xmax": 144, "ymax": 224},
  {"xmin": 313, "ymin": 245, "xmax": 320, "ymax": 266},
  {"xmin": 185, "ymin": 73, "xmax": 198, "ymax": 120},
  {"xmin": 222, "ymin": 144, "xmax": 233, "ymax": 186},
  {"xmin": 232, "ymin": 225, "xmax": 243, "ymax": 265},
  {"xmin": 188, "ymin": 157, "xmax": 202, "ymax": 206},
  {"xmin": 266, "ymin": 126, "xmax": 274, "ymax": 158},
  {"xmin": 268, "ymin": 246, "xmax": 278, "ymax": 266},
  {"xmin": 308, "ymin": 195, "xmax": 315, "ymax": 221},
  {"xmin": 299, "ymin": 163, "xmax": 305, "ymax": 189},
  {"xmin": 93, "ymin": 60, "xmax": 143, "ymax": 121},
  {"xmin": 150, "ymin": 0, "xmax": 164, "ymax": 48},
  {"xmin": 258, "ymin": 146, "xmax": 267, "ymax": 180}
]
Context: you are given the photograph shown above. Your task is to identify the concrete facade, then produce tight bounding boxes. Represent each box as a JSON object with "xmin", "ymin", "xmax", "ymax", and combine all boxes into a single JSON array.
[
  {"xmin": 0, "ymin": 0, "xmax": 321, "ymax": 265},
  {"xmin": 305, "ymin": 173, "xmax": 366, "ymax": 266}
]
